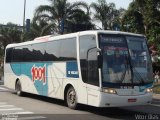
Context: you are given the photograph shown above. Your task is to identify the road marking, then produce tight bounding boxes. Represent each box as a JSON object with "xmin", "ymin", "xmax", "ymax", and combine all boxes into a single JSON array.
[
  {"xmin": 0, "ymin": 105, "xmax": 15, "ymax": 108},
  {"xmin": 11, "ymin": 111, "xmax": 34, "ymax": 114},
  {"xmin": 0, "ymin": 103, "xmax": 34, "ymax": 115},
  {"xmin": 18, "ymin": 116, "xmax": 46, "ymax": 120},
  {"xmin": 0, "ymin": 108, "xmax": 23, "ymax": 111},
  {"xmin": 0, "ymin": 103, "xmax": 47, "ymax": 119}
]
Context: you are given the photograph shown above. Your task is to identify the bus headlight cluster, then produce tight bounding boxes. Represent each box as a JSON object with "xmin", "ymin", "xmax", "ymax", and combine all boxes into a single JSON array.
[
  {"xmin": 102, "ymin": 88, "xmax": 117, "ymax": 94},
  {"xmin": 146, "ymin": 88, "xmax": 153, "ymax": 93}
]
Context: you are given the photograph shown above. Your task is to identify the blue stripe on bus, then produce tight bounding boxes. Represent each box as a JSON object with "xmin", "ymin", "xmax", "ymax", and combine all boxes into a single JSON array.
[
  {"xmin": 10, "ymin": 61, "xmax": 79, "ymax": 96},
  {"xmin": 10, "ymin": 63, "xmax": 50, "ymax": 96},
  {"xmin": 66, "ymin": 61, "xmax": 79, "ymax": 78}
]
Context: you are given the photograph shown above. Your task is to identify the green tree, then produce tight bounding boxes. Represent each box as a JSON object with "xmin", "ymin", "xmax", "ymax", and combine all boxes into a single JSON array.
[
  {"xmin": 123, "ymin": 0, "xmax": 160, "ymax": 65},
  {"xmin": 90, "ymin": 0, "xmax": 118, "ymax": 30},
  {"xmin": 0, "ymin": 23, "xmax": 22, "ymax": 53},
  {"xmin": 133, "ymin": 0, "xmax": 160, "ymax": 51},
  {"xmin": 134, "ymin": 0, "xmax": 160, "ymax": 35},
  {"xmin": 111, "ymin": 8, "xmax": 126, "ymax": 31},
  {"xmin": 122, "ymin": 0, "xmax": 160, "ymax": 35},
  {"xmin": 121, "ymin": 2, "xmax": 145, "ymax": 33},
  {"xmin": 35, "ymin": 0, "xmax": 88, "ymax": 34}
]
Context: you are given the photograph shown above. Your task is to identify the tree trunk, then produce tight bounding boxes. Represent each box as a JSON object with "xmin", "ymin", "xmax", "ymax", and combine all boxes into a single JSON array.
[{"xmin": 144, "ymin": 24, "xmax": 147, "ymax": 35}]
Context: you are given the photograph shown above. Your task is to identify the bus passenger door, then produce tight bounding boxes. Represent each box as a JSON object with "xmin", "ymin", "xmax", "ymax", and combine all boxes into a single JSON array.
[
  {"xmin": 87, "ymin": 48, "xmax": 100, "ymax": 106},
  {"xmin": 79, "ymin": 35, "xmax": 99, "ymax": 106}
]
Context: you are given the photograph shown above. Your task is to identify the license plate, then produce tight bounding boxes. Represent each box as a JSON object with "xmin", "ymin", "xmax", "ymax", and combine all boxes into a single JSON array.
[{"xmin": 128, "ymin": 98, "xmax": 137, "ymax": 102}]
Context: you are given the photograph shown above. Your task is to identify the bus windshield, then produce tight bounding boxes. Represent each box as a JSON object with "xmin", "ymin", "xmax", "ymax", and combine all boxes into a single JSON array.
[{"xmin": 99, "ymin": 34, "xmax": 153, "ymax": 86}]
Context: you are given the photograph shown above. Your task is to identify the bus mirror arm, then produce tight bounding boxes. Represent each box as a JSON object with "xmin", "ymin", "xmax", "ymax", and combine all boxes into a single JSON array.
[
  {"xmin": 96, "ymin": 48, "xmax": 101, "ymax": 52},
  {"xmin": 98, "ymin": 54, "xmax": 103, "ymax": 68}
]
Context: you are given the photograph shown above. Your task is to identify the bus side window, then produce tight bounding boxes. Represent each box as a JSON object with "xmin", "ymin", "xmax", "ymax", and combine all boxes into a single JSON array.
[
  {"xmin": 12, "ymin": 47, "xmax": 23, "ymax": 62},
  {"xmin": 59, "ymin": 38, "xmax": 77, "ymax": 61},
  {"xmin": 6, "ymin": 48, "xmax": 13, "ymax": 63}
]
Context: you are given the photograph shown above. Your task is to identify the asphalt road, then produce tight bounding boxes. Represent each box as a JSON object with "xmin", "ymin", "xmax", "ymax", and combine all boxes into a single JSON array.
[{"xmin": 0, "ymin": 85, "xmax": 160, "ymax": 120}]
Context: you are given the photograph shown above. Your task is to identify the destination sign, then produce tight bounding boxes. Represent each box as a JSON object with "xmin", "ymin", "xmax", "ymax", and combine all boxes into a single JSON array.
[{"xmin": 100, "ymin": 36, "xmax": 124, "ymax": 43}]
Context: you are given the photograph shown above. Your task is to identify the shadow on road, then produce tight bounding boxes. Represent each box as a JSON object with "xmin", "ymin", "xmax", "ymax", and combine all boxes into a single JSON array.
[
  {"xmin": 12, "ymin": 92, "xmax": 65, "ymax": 106},
  {"xmin": 10, "ymin": 92, "xmax": 153, "ymax": 120},
  {"xmin": 78, "ymin": 105, "xmax": 142, "ymax": 120}
]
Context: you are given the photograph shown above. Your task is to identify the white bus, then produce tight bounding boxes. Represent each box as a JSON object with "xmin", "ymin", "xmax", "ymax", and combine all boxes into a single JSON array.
[{"xmin": 4, "ymin": 30, "xmax": 154, "ymax": 109}]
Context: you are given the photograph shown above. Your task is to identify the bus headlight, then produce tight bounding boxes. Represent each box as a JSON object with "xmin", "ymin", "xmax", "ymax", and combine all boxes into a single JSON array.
[
  {"xmin": 146, "ymin": 88, "xmax": 153, "ymax": 93},
  {"xmin": 102, "ymin": 88, "xmax": 117, "ymax": 94}
]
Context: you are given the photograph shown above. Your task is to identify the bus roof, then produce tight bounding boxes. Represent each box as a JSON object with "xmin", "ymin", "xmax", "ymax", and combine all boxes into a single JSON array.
[{"xmin": 6, "ymin": 30, "xmax": 144, "ymax": 49}]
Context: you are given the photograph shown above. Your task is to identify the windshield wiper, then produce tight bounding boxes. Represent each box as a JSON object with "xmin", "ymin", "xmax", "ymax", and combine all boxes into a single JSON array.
[
  {"xmin": 120, "ymin": 55, "xmax": 131, "ymax": 83},
  {"xmin": 128, "ymin": 58, "xmax": 145, "ymax": 84},
  {"xmin": 120, "ymin": 54, "xmax": 145, "ymax": 84},
  {"xmin": 132, "ymin": 64, "xmax": 145, "ymax": 84}
]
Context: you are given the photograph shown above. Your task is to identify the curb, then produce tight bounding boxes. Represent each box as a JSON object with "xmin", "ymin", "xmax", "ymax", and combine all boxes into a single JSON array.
[{"xmin": 153, "ymin": 94, "xmax": 160, "ymax": 101}]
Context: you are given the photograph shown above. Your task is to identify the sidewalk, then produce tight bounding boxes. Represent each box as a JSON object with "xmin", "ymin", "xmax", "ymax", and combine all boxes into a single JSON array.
[
  {"xmin": 153, "ymin": 93, "xmax": 160, "ymax": 100},
  {"xmin": 152, "ymin": 94, "xmax": 160, "ymax": 106}
]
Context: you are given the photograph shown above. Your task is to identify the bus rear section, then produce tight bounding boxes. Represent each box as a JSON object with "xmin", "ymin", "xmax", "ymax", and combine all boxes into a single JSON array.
[{"xmin": 4, "ymin": 36, "xmax": 79, "ymax": 98}]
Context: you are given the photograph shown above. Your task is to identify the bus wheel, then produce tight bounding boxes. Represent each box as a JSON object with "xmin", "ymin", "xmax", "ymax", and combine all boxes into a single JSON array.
[
  {"xmin": 15, "ymin": 80, "xmax": 23, "ymax": 96},
  {"xmin": 66, "ymin": 87, "xmax": 78, "ymax": 109}
]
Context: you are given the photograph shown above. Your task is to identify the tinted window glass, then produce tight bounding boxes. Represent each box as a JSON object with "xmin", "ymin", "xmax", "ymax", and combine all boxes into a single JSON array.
[
  {"xmin": 32, "ymin": 43, "xmax": 45, "ymax": 61},
  {"xmin": 6, "ymin": 37, "xmax": 77, "ymax": 62},
  {"xmin": 12, "ymin": 47, "xmax": 23, "ymax": 62},
  {"xmin": 22, "ymin": 45, "xmax": 33, "ymax": 62},
  {"xmin": 88, "ymin": 48, "xmax": 99, "ymax": 86},
  {"xmin": 45, "ymin": 41, "xmax": 60, "ymax": 61},
  {"xmin": 6, "ymin": 48, "xmax": 13, "ymax": 63},
  {"xmin": 79, "ymin": 35, "xmax": 98, "ymax": 85},
  {"xmin": 59, "ymin": 38, "xmax": 77, "ymax": 61}
]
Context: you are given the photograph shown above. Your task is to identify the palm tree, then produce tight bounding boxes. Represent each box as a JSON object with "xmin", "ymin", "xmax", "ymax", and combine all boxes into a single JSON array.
[
  {"xmin": 65, "ymin": 8, "xmax": 95, "ymax": 32},
  {"xmin": 35, "ymin": 0, "xmax": 88, "ymax": 34},
  {"xmin": 23, "ymin": 16, "xmax": 55, "ymax": 40},
  {"xmin": 0, "ymin": 23, "xmax": 22, "ymax": 61},
  {"xmin": 90, "ymin": 0, "xmax": 117, "ymax": 30},
  {"xmin": 113, "ymin": 8, "xmax": 126, "ymax": 30},
  {"xmin": 0, "ymin": 23, "xmax": 22, "ymax": 53}
]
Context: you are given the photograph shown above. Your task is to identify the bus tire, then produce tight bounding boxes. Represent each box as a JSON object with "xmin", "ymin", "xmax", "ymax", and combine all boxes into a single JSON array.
[
  {"xmin": 66, "ymin": 87, "xmax": 78, "ymax": 109},
  {"xmin": 15, "ymin": 80, "xmax": 23, "ymax": 96}
]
